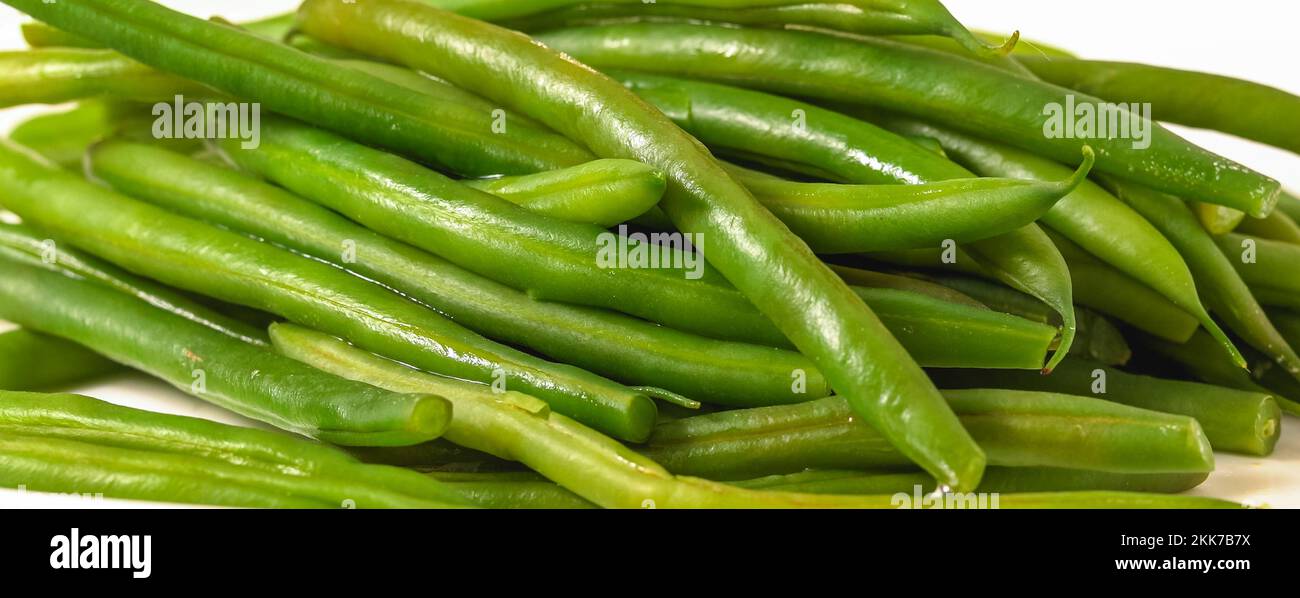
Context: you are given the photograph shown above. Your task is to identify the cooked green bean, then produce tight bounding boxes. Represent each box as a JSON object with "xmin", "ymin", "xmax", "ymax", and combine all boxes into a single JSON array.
[
  {"xmin": 736, "ymin": 467, "xmax": 1210, "ymax": 495},
  {"xmin": 8, "ymin": 101, "xmax": 125, "ymax": 167},
  {"xmin": 272, "ymin": 323, "xmax": 971, "ymax": 508},
  {"xmin": 1279, "ymin": 192, "xmax": 1300, "ymax": 223},
  {"xmin": 722, "ymin": 153, "xmax": 1092, "ymax": 253},
  {"xmin": 0, "ymin": 47, "xmax": 209, "ymax": 107},
  {"xmin": 920, "ymin": 274, "xmax": 1057, "ymax": 324},
  {"xmin": 1131, "ymin": 329, "xmax": 1300, "ymax": 416},
  {"xmin": 427, "ymin": 472, "xmax": 597, "ymax": 509},
  {"xmin": 1, "ymin": 139, "xmax": 658, "ymax": 442},
  {"xmin": 1237, "ymin": 210, "xmax": 1300, "ymax": 245},
  {"xmin": 930, "ymin": 359, "xmax": 1282, "ymax": 455},
  {"xmin": 464, "ymin": 159, "xmax": 666, "ymax": 227},
  {"xmin": 20, "ymin": 21, "xmax": 100, "ymax": 48},
  {"xmin": 1218, "ymin": 233, "xmax": 1300, "ymax": 296},
  {"xmin": 1195, "ymin": 203, "xmax": 1247, "ymax": 236},
  {"xmin": 830, "ymin": 265, "xmax": 986, "ymax": 309},
  {"xmin": 0, "ymin": 257, "xmax": 452, "ymax": 446},
  {"xmin": 1096, "ymin": 178, "xmax": 1300, "ymax": 382},
  {"xmin": 644, "ymin": 390, "xmax": 1215, "ymax": 480},
  {"xmin": 0, "ymin": 329, "xmax": 121, "ymax": 391},
  {"xmin": 539, "ymin": 22, "xmax": 1280, "ymax": 216}
]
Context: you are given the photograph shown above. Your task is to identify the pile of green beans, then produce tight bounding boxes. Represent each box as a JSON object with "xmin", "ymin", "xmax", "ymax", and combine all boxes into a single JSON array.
[{"xmin": 3, "ymin": 0, "xmax": 1296, "ymax": 510}]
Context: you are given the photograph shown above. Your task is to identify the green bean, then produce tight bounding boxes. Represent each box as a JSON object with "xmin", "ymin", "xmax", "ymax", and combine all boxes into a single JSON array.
[
  {"xmin": 4, "ymin": 0, "xmax": 593, "ymax": 177},
  {"xmin": 920, "ymin": 274, "xmax": 1057, "ymax": 324},
  {"xmin": 1131, "ymin": 329, "xmax": 1300, "ymax": 415},
  {"xmin": 464, "ymin": 159, "xmax": 666, "ymax": 227},
  {"xmin": 829, "ymin": 265, "xmax": 986, "ymax": 309},
  {"xmin": 0, "ymin": 257, "xmax": 451, "ymax": 446},
  {"xmin": 721, "ymin": 152, "xmax": 1093, "ymax": 253},
  {"xmin": 0, "ymin": 47, "xmax": 208, "ymax": 107},
  {"xmin": 298, "ymin": 0, "xmax": 987, "ymax": 491},
  {"xmin": 1236, "ymin": 210, "xmax": 1300, "ymax": 245},
  {"xmin": 600, "ymin": 71, "xmax": 1078, "ymax": 369},
  {"xmin": 272, "ymin": 323, "xmax": 974, "ymax": 508},
  {"xmin": 644, "ymin": 390, "xmax": 1215, "ymax": 481},
  {"xmin": 1042, "ymin": 227, "xmax": 1199, "ymax": 343},
  {"xmin": 1018, "ymin": 56, "xmax": 1300, "ymax": 156},
  {"xmin": 1218, "ymin": 233, "xmax": 1300, "ymax": 296},
  {"xmin": 427, "ymin": 472, "xmax": 597, "ymax": 509},
  {"xmin": 20, "ymin": 21, "xmax": 100, "ymax": 48},
  {"xmin": 929, "ymin": 359, "xmax": 1282, "ymax": 456},
  {"xmin": 1279, "ymin": 192, "xmax": 1300, "ymax": 223},
  {"xmin": 8, "ymin": 101, "xmax": 123, "ymax": 167},
  {"xmin": 736, "ymin": 467, "xmax": 1210, "ymax": 495},
  {"xmin": 0, "ymin": 329, "xmax": 121, "ymax": 391},
  {"xmin": 0, "ymin": 223, "xmax": 269, "ymax": 346},
  {"xmin": 885, "ymin": 33, "xmax": 1034, "ymax": 76},
  {"xmin": 538, "ymin": 23, "xmax": 1280, "ymax": 216},
  {"xmin": 1195, "ymin": 203, "xmax": 1247, "ymax": 236},
  {"xmin": 2, "ymin": 140, "xmax": 658, "ymax": 442},
  {"xmin": 1096, "ymin": 178, "xmax": 1300, "ymax": 382},
  {"xmin": 346, "ymin": 441, "xmax": 516, "ymax": 471},
  {"xmin": 877, "ymin": 117, "xmax": 1241, "ymax": 363},
  {"xmin": 1071, "ymin": 308, "xmax": 1131, "ymax": 367}
]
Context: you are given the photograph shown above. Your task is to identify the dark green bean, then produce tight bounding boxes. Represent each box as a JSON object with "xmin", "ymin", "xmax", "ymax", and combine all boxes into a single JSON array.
[
  {"xmin": 4, "ymin": 0, "xmax": 593, "ymax": 177},
  {"xmin": 1071, "ymin": 308, "xmax": 1131, "ymax": 367},
  {"xmin": 1131, "ymin": 329, "xmax": 1300, "ymax": 416},
  {"xmin": 464, "ymin": 159, "xmax": 666, "ymax": 227},
  {"xmin": 0, "ymin": 257, "xmax": 451, "ymax": 446},
  {"xmin": 736, "ymin": 467, "xmax": 1210, "ymax": 495},
  {"xmin": 829, "ymin": 265, "xmax": 986, "ymax": 309},
  {"xmin": 1098, "ymin": 177, "xmax": 1300, "ymax": 382},
  {"xmin": 644, "ymin": 390, "xmax": 1215, "ymax": 480},
  {"xmin": 0, "ymin": 329, "xmax": 121, "ymax": 391},
  {"xmin": 930, "ymin": 359, "xmax": 1282, "ymax": 456},
  {"xmin": 919, "ymin": 273, "xmax": 1057, "ymax": 324},
  {"xmin": 0, "ymin": 139, "xmax": 656, "ymax": 442},
  {"xmin": 538, "ymin": 22, "xmax": 1280, "ymax": 216},
  {"xmin": 1018, "ymin": 56, "xmax": 1300, "ymax": 156}
]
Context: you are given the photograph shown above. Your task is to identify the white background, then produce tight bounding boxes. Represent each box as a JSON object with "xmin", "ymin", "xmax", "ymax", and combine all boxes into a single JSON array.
[{"xmin": 0, "ymin": 0, "xmax": 1297, "ymax": 507}]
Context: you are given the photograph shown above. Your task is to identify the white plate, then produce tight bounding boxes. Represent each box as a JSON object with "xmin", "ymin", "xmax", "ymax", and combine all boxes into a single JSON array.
[{"xmin": 1, "ymin": 0, "xmax": 1297, "ymax": 508}]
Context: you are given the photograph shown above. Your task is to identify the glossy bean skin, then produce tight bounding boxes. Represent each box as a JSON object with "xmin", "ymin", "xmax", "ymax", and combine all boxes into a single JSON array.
[
  {"xmin": 0, "ymin": 258, "xmax": 451, "ymax": 446},
  {"xmin": 0, "ymin": 47, "xmax": 207, "ymax": 107},
  {"xmin": 830, "ymin": 265, "xmax": 986, "ymax": 309},
  {"xmin": 724, "ymin": 154, "xmax": 1092, "ymax": 253},
  {"xmin": 930, "ymin": 359, "xmax": 1282, "ymax": 456},
  {"xmin": 878, "ymin": 117, "xmax": 1240, "ymax": 362},
  {"xmin": 0, "ymin": 329, "xmax": 121, "ymax": 391},
  {"xmin": 1019, "ymin": 57, "xmax": 1300, "ymax": 156},
  {"xmin": 1236, "ymin": 210, "xmax": 1300, "ymax": 245},
  {"xmin": 300, "ymin": 0, "xmax": 987, "ymax": 491},
  {"xmin": 3, "ymin": 0, "xmax": 593, "ymax": 177},
  {"xmin": 538, "ymin": 23, "xmax": 1280, "ymax": 216},
  {"xmin": 272, "ymin": 323, "xmax": 976, "ymax": 508},
  {"xmin": 0, "ymin": 223, "xmax": 269, "ymax": 346},
  {"xmin": 0, "ymin": 390, "xmax": 472, "ymax": 505},
  {"xmin": 430, "ymin": 0, "xmax": 1008, "ymax": 56},
  {"xmin": 465, "ymin": 159, "xmax": 667, "ymax": 227},
  {"xmin": 643, "ymin": 390, "xmax": 1215, "ymax": 481},
  {"xmin": 1099, "ymin": 178, "xmax": 1300, "ymax": 382},
  {"xmin": 736, "ymin": 467, "xmax": 1210, "ymax": 495},
  {"xmin": 0, "ymin": 140, "xmax": 656, "ymax": 442},
  {"xmin": 9, "ymin": 101, "xmax": 129, "ymax": 167},
  {"xmin": 600, "ymin": 71, "xmax": 1077, "ymax": 369}
]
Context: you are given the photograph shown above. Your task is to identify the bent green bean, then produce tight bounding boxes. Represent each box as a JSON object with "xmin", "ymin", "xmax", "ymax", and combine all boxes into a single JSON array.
[
  {"xmin": 0, "ymin": 258, "xmax": 451, "ymax": 446},
  {"xmin": 643, "ymin": 390, "xmax": 1215, "ymax": 480},
  {"xmin": 464, "ymin": 159, "xmax": 666, "ymax": 227},
  {"xmin": 0, "ymin": 329, "xmax": 122, "ymax": 391},
  {"xmin": 538, "ymin": 23, "xmax": 1280, "ymax": 216},
  {"xmin": 929, "ymin": 359, "xmax": 1282, "ymax": 456},
  {"xmin": 0, "ymin": 139, "xmax": 657, "ymax": 442}
]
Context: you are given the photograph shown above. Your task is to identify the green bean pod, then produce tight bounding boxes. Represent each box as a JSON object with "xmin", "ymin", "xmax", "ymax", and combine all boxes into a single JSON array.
[
  {"xmin": 433, "ymin": 0, "xmax": 1011, "ymax": 56},
  {"xmin": 723, "ymin": 153, "xmax": 1092, "ymax": 253},
  {"xmin": 465, "ymin": 159, "xmax": 667, "ymax": 227},
  {"xmin": 427, "ymin": 472, "xmax": 597, "ymax": 509},
  {"xmin": 9, "ymin": 101, "xmax": 126, "ymax": 167},
  {"xmin": 644, "ymin": 390, "xmax": 1215, "ymax": 481},
  {"xmin": 920, "ymin": 274, "xmax": 1057, "ymax": 324},
  {"xmin": 830, "ymin": 265, "xmax": 986, "ymax": 309},
  {"xmin": 1098, "ymin": 178, "xmax": 1300, "ymax": 382},
  {"xmin": 1195, "ymin": 203, "xmax": 1247, "ymax": 236},
  {"xmin": 737, "ymin": 467, "xmax": 1210, "ymax": 495},
  {"xmin": 1236, "ymin": 210, "xmax": 1300, "ymax": 245},
  {"xmin": 599, "ymin": 72, "xmax": 1078, "ymax": 369},
  {"xmin": 0, "ymin": 223, "xmax": 269, "ymax": 346},
  {"xmin": 0, "ymin": 47, "xmax": 208, "ymax": 107},
  {"xmin": 538, "ymin": 22, "xmax": 1280, "ymax": 216},
  {"xmin": 20, "ymin": 21, "xmax": 100, "ymax": 48},
  {"xmin": 1278, "ymin": 192, "xmax": 1300, "ymax": 223},
  {"xmin": 1218, "ymin": 233, "xmax": 1300, "ymax": 296},
  {"xmin": 1131, "ymin": 329, "xmax": 1300, "ymax": 415},
  {"xmin": 1071, "ymin": 308, "xmax": 1131, "ymax": 367},
  {"xmin": 0, "ymin": 139, "xmax": 656, "ymax": 442},
  {"xmin": 3, "ymin": 0, "xmax": 594, "ymax": 177},
  {"xmin": 0, "ymin": 258, "xmax": 452, "ymax": 446},
  {"xmin": 1018, "ymin": 56, "xmax": 1300, "ymax": 156},
  {"xmin": 272, "ymin": 323, "xmax": 976, "ymax": 508},
  {"xmin": 877, "ymin": 117, "xmax": 1242, "ymax": 363},
  {"xmin": 929, "ymin": 359, "xmax": 1282, "ymax": 456},
  {"xmin": 0, "ymin": 329, "xmax": 122, "ymax": 391}
]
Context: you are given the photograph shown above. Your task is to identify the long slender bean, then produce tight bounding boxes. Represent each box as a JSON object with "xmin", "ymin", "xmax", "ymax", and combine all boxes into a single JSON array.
[
  {"xmin": 1237, "ymin": 210, "xmax": 1300, "ymax": 245},
  {"xmin": 0, "ymin": 47, "xmax": 208, "ymax": 107},
  {"xmin": 0, "ymin": 329, "xmax": 122, "ymax": 391},
  {"xmin": 1131, "ymin": 329, "xmax": 1300, "ymax": 415},
  {"xmin": 1098, "ymin": 177, "xmax": 1300, "ymax": 382},
  {"xmin": 538, "ymin": 22, "xmax": 1280, "ymax": 216},
  {"xmin": 737, "ymin": 467, "xmax": 1210, "ymax": 495},
  {"xmin": 929, "ymin": 359, "xmax": 1282, "ymax": 456},
  {"xmin": 830, "ymin": 265, "xmax": 986, "ymax": 309},
  {"xmin": 0, "ymin": 257, "xmax": 452, "ymax": 446},
  {"xmin": 1218, "ymin": 233, "xmax": 1300, "ymax": 295},
  {"xmin": 464, "ymin": 159, "xmax": 666, "ymax": 227},
  {"xmin": 643, "ymin": 390, "xmax": 1215, "ymax": 480},
  {"xmin": 0, "ymin": 139, "xmax": 657, "ymax": 442}
]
